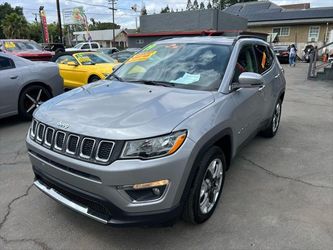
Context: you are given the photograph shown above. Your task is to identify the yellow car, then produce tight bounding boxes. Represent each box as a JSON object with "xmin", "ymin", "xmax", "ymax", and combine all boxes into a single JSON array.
[{"xmin": 53, "ymin": 52, "xmax": 119, "ymax": 88}]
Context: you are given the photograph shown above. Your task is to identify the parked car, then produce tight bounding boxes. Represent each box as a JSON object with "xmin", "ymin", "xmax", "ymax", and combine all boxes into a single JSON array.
[
  {"xmin": 110, "ymin": 48, "xmax": 140, "ymax": 63},
  {"xmin": 0, "ymin": 52, "xmax": 63, "ymax": 120},
  {"xmin": 66, "ymin": 42, "xmax": 101, "ymax": 52},
  {"xmin": 52, "ymin": 51, "xmax": 119, "ymax": 88},
  {"xmin": 98, "ymin": 47, "xmax": 119, "ymax": 56},
  {"xmin": 41, "ymin": 43, "xmax": 65, "ymax": 54},
  {"xmin": 0, "ymin": 39, "xmax": 53, "ymax": 61},
  {"xmin": 273, "ymin": 45, "xmax": 289, "ymax": 63},
  {"xmin": 27, "ymin": 36, "xmax": 285, "ymax": 226}
]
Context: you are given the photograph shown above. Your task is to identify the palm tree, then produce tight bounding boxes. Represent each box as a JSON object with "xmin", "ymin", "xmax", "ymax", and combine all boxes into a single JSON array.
[{"xmin": 2, "ymin": 12, "xmax": 28, "ymax": 39}]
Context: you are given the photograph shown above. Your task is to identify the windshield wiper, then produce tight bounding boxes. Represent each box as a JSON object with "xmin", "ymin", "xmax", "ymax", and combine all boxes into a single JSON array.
[{"xmin": 129, "ymin": 80, "xmax": 175, "ymax": 87}]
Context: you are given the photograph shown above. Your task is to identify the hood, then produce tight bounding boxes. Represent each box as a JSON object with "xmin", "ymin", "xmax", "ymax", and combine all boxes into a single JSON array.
[
  {"xmin": 35, "ymin": 81, "xmax": 214, "ymax": 140},
  {"xmin": 12, "ymin": 50, "xmax": 53, "ymax": 61}
]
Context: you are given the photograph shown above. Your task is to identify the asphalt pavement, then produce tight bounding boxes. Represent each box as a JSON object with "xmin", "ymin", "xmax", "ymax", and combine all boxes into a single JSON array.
[{"xmin": 0, "ymin": 63, "xmax": 332, "ymax": 250}]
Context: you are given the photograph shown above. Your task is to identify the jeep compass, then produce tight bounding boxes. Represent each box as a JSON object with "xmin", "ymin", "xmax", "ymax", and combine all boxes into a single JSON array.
[{"xmin": 26, "ymin": 36, "xmax": 286, "ymax": 225}]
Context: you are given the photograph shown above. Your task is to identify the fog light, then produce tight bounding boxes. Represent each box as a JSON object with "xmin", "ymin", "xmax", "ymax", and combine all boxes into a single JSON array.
[
  {"xmin": 152, "ymin": 187, "xmax": 161, "ymax": 196},
  {"xmin": 123, "ymin": 180, "xmax": 169, "ymax": 202}
]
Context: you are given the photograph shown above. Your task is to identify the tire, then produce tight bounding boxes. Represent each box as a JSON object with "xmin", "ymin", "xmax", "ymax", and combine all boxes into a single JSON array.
[
  {"xmin": 261, "ymin": 99, "xmax": 282, "ymax": 138},
  {"xmin": 18, "ymin": 85, "xmax": 52, "ymax": 121},
  {"xmin": 183, "ymin": 146, "xmax": 226, "ymax": 224},
  {"xmin": 88, "ymin": 75, "xmax": 100, "ymax": 83}
]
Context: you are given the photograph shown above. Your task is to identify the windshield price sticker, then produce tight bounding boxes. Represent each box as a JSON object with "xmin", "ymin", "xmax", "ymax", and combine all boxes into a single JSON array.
[
  {"xmin": 4, "ymin": 42, "xmax": 16, "ymax": 49},
  {"xmin": 77, "ymin": 56, "xmax": 91, "ymax": 63},
  {"xmin": 127, "ymin": 51, "xmax": 157, "ymax": 63}
]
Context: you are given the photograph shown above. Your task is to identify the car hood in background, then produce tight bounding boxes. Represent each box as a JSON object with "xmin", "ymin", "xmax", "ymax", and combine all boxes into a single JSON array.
[
  {"xmin": 11, "ymin": 50, "xmax": 53, "ymax": 61},
  {"xmin": 35, "ymin": 81, "xmax": 214, "ymax": 140}
]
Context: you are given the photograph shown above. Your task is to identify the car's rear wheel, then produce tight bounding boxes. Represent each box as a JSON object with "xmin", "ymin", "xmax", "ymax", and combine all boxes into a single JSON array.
[
  {"xmin": 18, "ymin": 85, "xmax": 52, "ymax": 120},
  {"xmin": 261, "ymin": 99, "xmax": 282, "ymax": 138},
  {"xmin": 183, "ymin": 146, "xmax": 226, "ymax": 224},
  {"xmin": 88, "ymin": 75, "xmax": 100, "ymax": 83}
]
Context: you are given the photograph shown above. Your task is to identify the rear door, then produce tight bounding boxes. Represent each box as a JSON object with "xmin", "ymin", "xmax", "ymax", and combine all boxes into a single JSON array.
[
  {"xmin": 230, "ymin": 44, "xmax": 265, "ymax": 146},
  {"xmin": 0, "ymin": 56, "xmax": 20, "ymax": 116}
]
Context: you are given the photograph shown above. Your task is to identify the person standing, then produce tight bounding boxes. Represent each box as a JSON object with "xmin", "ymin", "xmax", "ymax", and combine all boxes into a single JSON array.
[{"xmin": 289, "ymin": 44, "xmax": 297, "ymax": 67}]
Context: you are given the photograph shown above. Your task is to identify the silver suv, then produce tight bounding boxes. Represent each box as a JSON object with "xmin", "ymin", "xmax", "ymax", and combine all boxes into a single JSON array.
[{"xmin": 26, "ymin": 36, "xmax": 286, "ymax": 226}]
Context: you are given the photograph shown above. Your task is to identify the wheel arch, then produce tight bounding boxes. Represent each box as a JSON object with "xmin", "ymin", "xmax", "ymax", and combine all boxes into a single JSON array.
[
  {"xmin": 88, "ymin": 74, "xmax": 101, "ymax": 83},
  {"xmin": 180, "ymin": 128, "xmax": 233, "ymax": 208}
]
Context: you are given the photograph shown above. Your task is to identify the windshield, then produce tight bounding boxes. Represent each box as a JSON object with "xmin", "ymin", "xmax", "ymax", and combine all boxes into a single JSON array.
[
  {"xmin": 111, "ymin": 43, "xmax": 231, "ymax": 91},
  {"xmin": 74, "ymin": 43, "xmax": 84, "ymax": 48},
  {"xmin": 74, "ymin": 52, "xmax": 117, "ymax": 65},
  {"xmin": 3, "ymin": 40, "xmax": 42, "ymax": 52}
]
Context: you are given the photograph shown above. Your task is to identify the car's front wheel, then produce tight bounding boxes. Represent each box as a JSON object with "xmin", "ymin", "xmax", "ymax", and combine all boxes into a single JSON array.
[
  {"xmin": 18, "ymin": 85, "xmax": 52, "ymax": 120},
  {"xmin": 183, "ymin": 146, "xmax": 226, "ymax": 224}
]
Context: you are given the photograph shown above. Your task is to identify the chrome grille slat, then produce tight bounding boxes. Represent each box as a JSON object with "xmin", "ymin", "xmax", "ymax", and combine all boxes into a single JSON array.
[
  {"xmin": 36, "ymin": 123, "xmax": 45, "ymax": 143},
  {"xmin": 44, "ymin": 127, "xmax": 55, "ymax": 147},
  {"xmin": 80, "ymin": 138, "xmax": 96, "ymax": 159},
  {"xmin": 30, "ymin": 119, "xmax": 114, "ymax": 165},
  {"xmin": 66, "ymin": 135, "xmax": 79, "ymax": 155},
  {"xmin": 54, "ymin": 131, "xmax": 66, "ymax": 151}
]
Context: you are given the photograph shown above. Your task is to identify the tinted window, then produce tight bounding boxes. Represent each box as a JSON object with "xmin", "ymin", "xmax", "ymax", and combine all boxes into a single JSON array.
[
  {"xmin": 254, "ymin": 45, "xmax": 274, "ymax": 74},
  {"xmin": 81, "ymin": 44, "xmax": 90, "ymax": 49},
  {"xmin": 233, "ymin": 45, "xmax": 257, "ymax": 82},
  {"xmin": 0, "ymin": 56, "xmax": 14, "ymax": 70},
  {"xmin": 91, "ymin": 43, "xmax": 99, "ymax": 49},
  {"xmin": 55, "ymin": 55, "xmax": 77, "ymax": 64}
]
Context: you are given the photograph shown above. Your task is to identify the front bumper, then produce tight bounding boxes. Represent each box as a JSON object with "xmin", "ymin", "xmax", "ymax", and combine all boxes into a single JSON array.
[{"xmin": 26, "ymin": 135, "xmax": 195, "ymax": 225}]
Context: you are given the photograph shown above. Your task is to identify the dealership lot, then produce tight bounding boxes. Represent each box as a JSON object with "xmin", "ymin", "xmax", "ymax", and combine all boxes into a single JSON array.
[{"xmin": 0, "ymin": 63, "xmax": 332, "ymax": 249}]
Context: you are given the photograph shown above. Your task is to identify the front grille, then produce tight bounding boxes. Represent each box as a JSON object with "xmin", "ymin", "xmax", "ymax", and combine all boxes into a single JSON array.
[
  {"xmin": 66, "ymin": 135, "xmax": 79, "ymax": 154},
  {"xmin": 55, "ymin": 131, "xmax": 66, "ymax": 150},
  {"xmin": 96, "ymin": 141, "xmax": 114, "ymax": 162},
  {"xmin": 36, "ymin": 123, "xmax": 45, "ymax": 143},
  {"xmin": 29, "ymin": 119, "xmax": 115, "ymax": 165},
  {"xmin": 80, "ymin": 138, "xmax": 95, "ymax": 158}
]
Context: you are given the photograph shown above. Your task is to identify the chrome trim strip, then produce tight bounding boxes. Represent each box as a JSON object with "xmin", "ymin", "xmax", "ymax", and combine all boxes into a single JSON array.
[
  {"xmin": 79, "ymin": 138, "xmax": 96, "ymax": 159},
  {"xmin": 54, "ymin": 131, "xmax": 66, "ymax": 151},
  {"xmin": 95, "ymin": 140, "xmax": 114, "ymax": 162},
  {"xmin": 66, "ymin": 134, "xmax": 79, "ymax": 155},
  {"xmin": 44, "ymin": 127, "xmax": 55, "ymax": 148},
  {"xmin": 30, "ymin": 119, "xmax": 38, "ymax": 139},
  {"xmin": 36, "ymin": 123, "xmax": 45, "ymax": 143},
  {"xmin": 34, "ymin": 180, "xmax": 107, "ymax": 224}
]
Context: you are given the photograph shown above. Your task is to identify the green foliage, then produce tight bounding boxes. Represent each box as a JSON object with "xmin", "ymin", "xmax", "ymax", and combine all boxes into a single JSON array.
[
  {"xmin": 2, "ymin": 12, "xmax": 28, "ymax": 39},
  {"xmin": 88, "ymin": 21, "xmax": 120, "ymax": 30},
  {"xmin": 0, "ymin": 2, "xmax": 24, "ymax": 38},
  {"xmin": 200, "ymin": 2, "xmax": 205, "ymax": 9},
  {"xmin": 160, "ymin": 5, "xmax": 170, "ymax": 13},
  {"xmin": 193, "ymin": 0, "xmax": 199, "ymax": 9},
  {"xmin": 141, "ymin": 5, "xmax": 147, "ymax": 15},
  {"xmin": 186, "ymin": 0, "xmax": 192, "ymax": 10}
]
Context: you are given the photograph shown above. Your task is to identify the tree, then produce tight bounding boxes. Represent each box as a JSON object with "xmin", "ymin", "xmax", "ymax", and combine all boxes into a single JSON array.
[
  {"xmin": 207, "ymin": 1, "xmax": 212, "ymax": 9},
  {"xmin": 2, "ymin": 12, "xmax": 28, "ymax": 39},
  {"xmin": 160, "ymin": 5, "xmax": 170, "ymax": 13},
  {"xmin": 89, "ymin": 21, "xmax": 120, "ymax": 30},
  {"xmin": 141, "ymin": 5, "xmax": 147, "ymax": 15},
  {"xmin": 0, "ymin": 2, "xmax": 24, "ymax": 38},
  {"xmin": 200, "ymin": 2, "xmax": 205, "ymax": 9},
  {"xmin": 193, "ymin": 0, "xmax": 199, "ymax": 9},
  {"xmin": 186, "ymin": 0, "xmax": 192, "ymax": 10}
]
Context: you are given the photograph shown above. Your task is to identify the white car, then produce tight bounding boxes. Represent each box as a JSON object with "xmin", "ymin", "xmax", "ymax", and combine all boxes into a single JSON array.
[{"xmin": 66, "ymin": 42, "xmax": 101, "ymax": 52}]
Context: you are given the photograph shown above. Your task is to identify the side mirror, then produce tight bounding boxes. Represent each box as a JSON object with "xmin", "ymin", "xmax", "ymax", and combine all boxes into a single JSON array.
[
  {"xmin": 67, "ymin": 61, "xmax": 78, "ymax": 66},
  {"xmin": 232, "ymin": 72, "xmax": 264, "ymax": 90}
]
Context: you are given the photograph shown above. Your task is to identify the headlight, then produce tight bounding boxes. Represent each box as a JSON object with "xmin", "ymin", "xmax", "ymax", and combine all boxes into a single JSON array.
[{"xmin": 121, "ymin": 130, "xmax": 187, "ymax": 159}]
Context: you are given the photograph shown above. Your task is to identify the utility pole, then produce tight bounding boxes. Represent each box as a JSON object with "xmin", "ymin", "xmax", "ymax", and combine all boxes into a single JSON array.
[
  {"xmin": 56, "ymin": 0, "xmax": 63, "ymax": 43},
  {"xmin": 108, "ymin": 0, "xmax": 117, "ymax": 47}
]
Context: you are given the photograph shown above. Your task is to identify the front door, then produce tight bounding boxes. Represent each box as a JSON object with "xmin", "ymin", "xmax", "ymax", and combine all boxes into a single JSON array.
[{"xmin": 230, "ymin": 44, "xmax": 265, "ymax": 147}]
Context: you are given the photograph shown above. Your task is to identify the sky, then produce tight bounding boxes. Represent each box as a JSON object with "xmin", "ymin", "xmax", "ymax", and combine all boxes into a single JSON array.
[{"xmin": 1, "ymin": 0, "xmax": 333, "ymax": 29}]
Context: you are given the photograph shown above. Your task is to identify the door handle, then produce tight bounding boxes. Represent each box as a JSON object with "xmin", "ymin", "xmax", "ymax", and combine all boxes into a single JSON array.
[
  {"xmin": 258, "ymin": 85, "xmax": 266, "ymax": 91},
  {"xmin": 274, "ymin": 73, "xmax": 280, "ymax": 79},
  {"xmin": 10, "ymin": 75, "xmax": 18, "ymax": 79}
]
